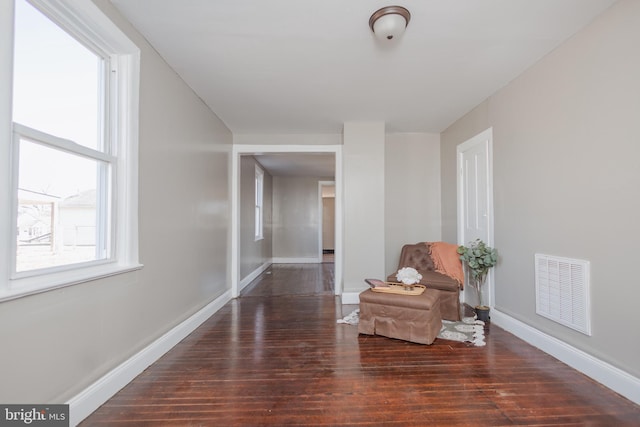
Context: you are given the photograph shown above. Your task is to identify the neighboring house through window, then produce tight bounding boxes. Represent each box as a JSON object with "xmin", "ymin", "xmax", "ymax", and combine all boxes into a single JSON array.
[{"xmin": 1, "ymin": 0, "xmax": 141, "ymax": 300}]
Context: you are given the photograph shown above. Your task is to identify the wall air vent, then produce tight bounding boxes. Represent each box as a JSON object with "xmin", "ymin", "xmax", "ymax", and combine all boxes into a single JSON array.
[{"xmin": 535, "ymin": 254, "xmax": 591, "ymax": 336}]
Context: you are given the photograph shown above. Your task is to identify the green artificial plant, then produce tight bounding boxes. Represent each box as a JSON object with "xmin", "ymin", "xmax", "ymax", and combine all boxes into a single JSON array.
[{"xmin": 457, "ymin": 239, "xmax": 498, "ymax": 308}]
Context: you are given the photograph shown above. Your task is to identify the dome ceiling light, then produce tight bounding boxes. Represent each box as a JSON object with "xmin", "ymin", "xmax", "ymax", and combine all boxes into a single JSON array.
[{"xmin": 369, "ymin": 6, "xmax": 411, "ymax": 41}]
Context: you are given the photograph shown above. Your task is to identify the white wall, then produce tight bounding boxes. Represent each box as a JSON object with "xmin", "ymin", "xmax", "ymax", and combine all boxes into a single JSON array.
[
  {"xmin": 0, "ymin": 0, "xmax": 232, "ymax": 403},
  {"xmin": 385, "ymin": 132, "xmax": 441, "ymax": 275},
  {"xmin": 342, "ymin": 122, "xmax": 386, "ymax": 293},
  {"xmin": 441, "ymin": 0, "xmax": 640, "ymax": 378},
  {"xmin": 272, "ymin": 176, "xmax": 329, "ymax": 261}
]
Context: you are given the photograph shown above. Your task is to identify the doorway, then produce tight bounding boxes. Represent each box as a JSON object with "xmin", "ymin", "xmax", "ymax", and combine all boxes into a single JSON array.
[
  {"xmin": 457, "ymin": 128, "xmax": 494, "ymax": 306},
  {"xmin": 231, "ymin": 145, "xmax": 343, "ymax": 298}
]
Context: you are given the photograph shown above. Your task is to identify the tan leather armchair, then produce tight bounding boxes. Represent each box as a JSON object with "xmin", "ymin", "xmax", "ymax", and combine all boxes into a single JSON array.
[{"xmin": 387, "ymin": 242, "xmax": 462, "ymax": 321}]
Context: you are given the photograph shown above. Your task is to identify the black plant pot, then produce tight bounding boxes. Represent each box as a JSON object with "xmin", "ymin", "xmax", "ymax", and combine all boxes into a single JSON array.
[{"xmin": 475, "ymin": 306, "xmax": 490, "ymax": 322}]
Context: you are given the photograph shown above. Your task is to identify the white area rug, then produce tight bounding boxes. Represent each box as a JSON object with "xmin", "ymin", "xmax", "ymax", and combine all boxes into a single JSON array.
[
  {"xmin": 439, "ymin": 317, "xmax": 486, "ymax": 346},
  {"xmin": 337, "ymin": 309, "xmax": 486, "ymax": 346},
  {"xmin": 336, "ymin": 309, "xmax": 360, "ymax": 325}
]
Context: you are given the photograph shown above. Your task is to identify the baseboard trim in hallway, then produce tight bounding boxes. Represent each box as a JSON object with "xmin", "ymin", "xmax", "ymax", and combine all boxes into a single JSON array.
[
  {"xmin": 491, "ymin": 308, "xmax": 640, "ymax": 405},
  {"xmin": 239, "ymin": 261, "xmax": 272, "ymax": 293},
  {"xmin": 67, "ymin": 289, "xmax": 232, "ymax": 426},
  {"xmin": 341, "ymin": 291, "xmax": 360, "ymax": 305}
]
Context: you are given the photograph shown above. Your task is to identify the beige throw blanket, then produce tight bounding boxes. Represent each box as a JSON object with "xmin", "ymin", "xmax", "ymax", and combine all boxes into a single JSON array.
[{"xmin": 429, "ymin": 241, "xmax": 464, "ymax": 289}]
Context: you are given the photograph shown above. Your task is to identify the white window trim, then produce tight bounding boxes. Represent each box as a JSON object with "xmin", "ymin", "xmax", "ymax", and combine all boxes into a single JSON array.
[
  {"xmin": 10, "ymin": 124, "xmax": 116, "ymax": 281},
  {"xmin": 255, "ymin": 165, "xmax": 264, "ymax": 241},
  {"xmin": 0, "ymin": 0, "xmax": 142, "ymax": 302}
]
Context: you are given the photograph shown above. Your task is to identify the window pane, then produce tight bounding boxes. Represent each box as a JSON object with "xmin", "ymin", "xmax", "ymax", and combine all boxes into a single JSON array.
[
  {"xmin": 255, "ymin": 206, "xmax": 261, "ymax": 237},
  {"xmin": 12, "ymin": 0, "xmax": 103, "ymax": 150},
  {"xmin": 255, "ymin": 170, "xmax": 264, "ymax": 239},
  {"xmin": 16, "ymin": 138, "xmax": 110, "ymax": 273}
]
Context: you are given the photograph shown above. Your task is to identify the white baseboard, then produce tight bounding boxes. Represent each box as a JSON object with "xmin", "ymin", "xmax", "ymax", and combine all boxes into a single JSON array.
[
  {"xmin": 491, "ymin": 308, "xmax": 640, "ymax": 405},
  {"xmin": 272, "ymin": 257, "xmax": 320, "ymax": 264},
  {"xmin": 239, "ymin": 261, "xmax": 272, "ymax": 292},
  {"xmin": 67, "ymin": 289, "xmax": 232, "ymax": 426},
  {"xmin": 341, "ymin": 292, "xmax": 361, "ymax": 305}
]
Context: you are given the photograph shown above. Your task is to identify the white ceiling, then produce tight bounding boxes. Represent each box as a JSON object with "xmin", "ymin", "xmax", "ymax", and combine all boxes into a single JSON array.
[
  {"xmin": 110, "ymin": 0, "xmax": 617, "ymax": 134},
  {"xmin": 109, "ymin": 0, "xmax": 617, "ymax": 176}
]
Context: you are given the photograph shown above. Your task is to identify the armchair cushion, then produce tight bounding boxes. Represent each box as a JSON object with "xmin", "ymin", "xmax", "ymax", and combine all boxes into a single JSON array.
[
  {"xmin": 416, "ymin": 271, "xmax": 460, "ymax": 292},
  {"xmin": 387, "ymin": 242, "xmax": 462, "ymax": 321}
]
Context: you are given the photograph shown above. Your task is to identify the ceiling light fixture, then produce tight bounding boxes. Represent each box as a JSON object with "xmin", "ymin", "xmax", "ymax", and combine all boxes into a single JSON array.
[{"xmin": 369, "ymin": 6, "xmax": 411, "ymax": 41}]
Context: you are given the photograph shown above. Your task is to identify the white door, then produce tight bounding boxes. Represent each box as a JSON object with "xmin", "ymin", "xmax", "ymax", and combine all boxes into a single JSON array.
[{"xmin": 457, "ymin": 128, "xmax": 494, "ymax": 306}]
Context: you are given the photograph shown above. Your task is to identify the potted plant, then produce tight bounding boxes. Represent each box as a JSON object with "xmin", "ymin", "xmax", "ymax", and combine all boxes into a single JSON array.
[{"xmin": 457, "ymin": 239, "xmax": 498, "ymax": 322}]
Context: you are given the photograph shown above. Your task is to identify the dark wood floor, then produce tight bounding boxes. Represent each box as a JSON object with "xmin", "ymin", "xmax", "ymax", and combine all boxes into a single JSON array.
[{"xmin": 82, "ymin": 263, "xmax": 640, "ymax": 426}]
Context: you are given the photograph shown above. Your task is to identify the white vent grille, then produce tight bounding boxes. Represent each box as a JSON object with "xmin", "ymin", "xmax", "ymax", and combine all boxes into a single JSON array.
[{"xmin": 535, "ymin": 254, "xmax": 591, "ymax": 335}]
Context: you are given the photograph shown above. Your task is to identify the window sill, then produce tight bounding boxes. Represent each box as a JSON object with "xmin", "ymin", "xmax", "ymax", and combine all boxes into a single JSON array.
[{"xmin": 0, "ymin": 262, "xmax": 144, "ymax": 303}]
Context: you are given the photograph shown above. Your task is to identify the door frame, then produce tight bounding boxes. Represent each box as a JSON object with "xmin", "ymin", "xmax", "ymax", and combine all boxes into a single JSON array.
[
  {"xmin": 230, "ymin": 144, "xmax": 343, "ymax": 298},
  {"xmin": 456, "ymin": 127, "xmax": 495, "ymax": 307}
]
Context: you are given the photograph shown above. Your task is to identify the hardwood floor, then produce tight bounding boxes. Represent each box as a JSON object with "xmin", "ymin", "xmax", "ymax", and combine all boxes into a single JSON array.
[
  {"xmin": 239, "ymin": 263, "xmax": 335, "ymax": 297},
  {"xmin": 82, "ymin": 263, "xmax": 640, "ymax": 426}
]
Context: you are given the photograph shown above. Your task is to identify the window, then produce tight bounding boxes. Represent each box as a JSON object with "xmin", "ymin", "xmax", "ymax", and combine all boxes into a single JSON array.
[
  {"xmin": 255, "ymin": 165, "xmax": 264, "ymax": 240},
  {"xmin": 1, "ymin": 0, "xmax": 141, "ymax": 300}
]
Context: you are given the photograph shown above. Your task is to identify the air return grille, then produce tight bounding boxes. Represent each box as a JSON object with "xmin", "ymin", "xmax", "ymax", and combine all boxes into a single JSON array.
[{"xmin": 535, "ymin": 254, "xmax": 591, "ymax": 335}]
